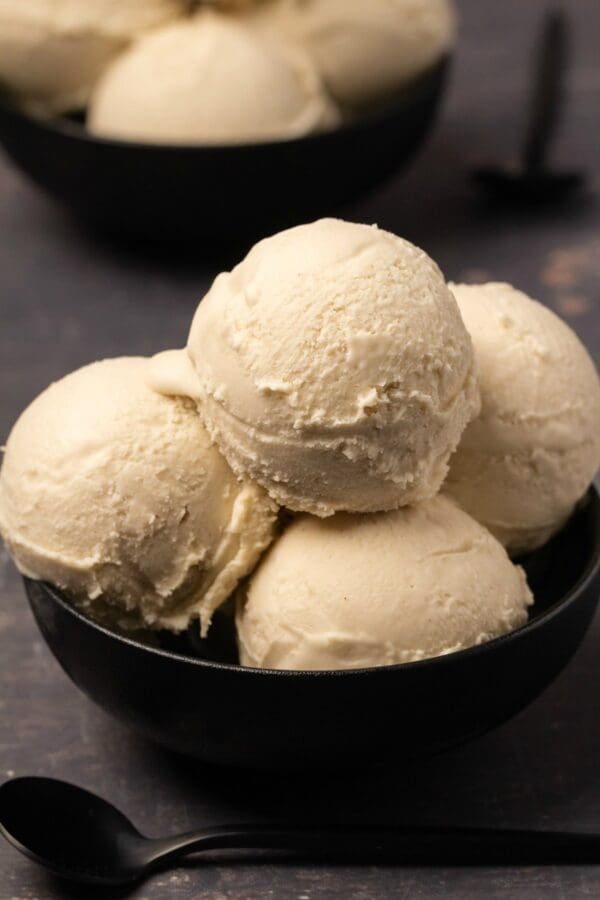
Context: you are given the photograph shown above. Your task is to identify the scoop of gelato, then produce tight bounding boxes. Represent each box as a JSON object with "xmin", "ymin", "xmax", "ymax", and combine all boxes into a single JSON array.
[
  {"xmin": 204, "ymin": 0, "xmax": 269, "ymax": 7},
  {"xmin": 180, "ymin": 218, "xmax": 479, "ymax": 516},
  {"xmin": 237, "ymin": 495, "xmax": 533, "ymax": 670},
  {"xmin": 88, "ymin": 12, "xmax": 339, "ymax": 144},
  {"xmin": 0, "ymin": 0, "xmax": 186, "ymax": 113},
  {"xmin": 246, "ymin": 0, "xmax": 456, "ymax": 109},
  {"xmin": 445, "ymin": 282, "xmax": 600, "ymax": 555},
  {"xmin": 0, "ymin": 357, "xmax": 276, "ymax": 634}
]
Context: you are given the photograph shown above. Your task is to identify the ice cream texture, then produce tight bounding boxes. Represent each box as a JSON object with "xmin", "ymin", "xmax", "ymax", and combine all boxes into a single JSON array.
[
  {"xmin": 0, "ymin": 0, "xmax": 186, "ymax": 113},
  {"xmin": 178, "ymin": 218, "xmax": 480, "ymax": 516},
  {"xmin": 88, "ymin": 12, "xmax": 339, "ymax": 144},
  {"xmin": 0, "ymin": 357, "xmax": 276, "ymax": 634},
  {"xmin": 237, "ymin": 495, "xmax": 533, "ymax": 671},
  {"xmin": 445, "ymin": 282, "xmax": 600, "ymax": 555},
  {"xmin": 205, "ymin": 0, "xmax": 270, "ymax": 7},
  {"xmin": 246, "ymin": 0, "xmax": 456, "ymax": 109}
]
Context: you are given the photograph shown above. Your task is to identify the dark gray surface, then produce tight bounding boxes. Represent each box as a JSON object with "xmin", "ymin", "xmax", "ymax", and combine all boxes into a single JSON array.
[{"xmin": 1, "ymin": 1, "xmax": 599, "ymax": 897}]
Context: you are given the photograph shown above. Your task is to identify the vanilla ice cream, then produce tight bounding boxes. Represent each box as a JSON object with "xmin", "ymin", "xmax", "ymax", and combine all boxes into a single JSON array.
[
  {"xmin": 0, "ymin": 0, "xmax": 187, "ymax": 113},
  {"xmin": 0, "ymin": 357, "xmax": 276, "ymax": 634},
  {"xmin": 88, "ymin": 12, "xmax": 338, "ymax": 144},
  {"xmin": 237, "ymin": 495, "xmax": 533, "ymax": 670},
  {"xmin": 247, "ymin": 0, "xmax": 456, "ymax": 109},
  {"xmin": 179, "ymin": 218, "xmax": 479, "ymax": 516},
  {"xmin": 205, "ymin": 0, "xmax": 268, "ymax": 7},
  {"xmin": 445, "ymin": 283, "xmax": 600, "ymax": 555}
]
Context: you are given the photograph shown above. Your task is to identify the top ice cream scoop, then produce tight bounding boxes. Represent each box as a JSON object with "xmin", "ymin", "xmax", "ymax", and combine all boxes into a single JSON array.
[
  {"xmin": 88, "ymin": 11, "xmax": 339, "ymax": 144},
  {"xmin": 245, "ymin": 0, "xmax": 456, "ymax": 110},
  {"xmin": 158, "ymin": 218, "xmax": 480, "ymax": 516}
]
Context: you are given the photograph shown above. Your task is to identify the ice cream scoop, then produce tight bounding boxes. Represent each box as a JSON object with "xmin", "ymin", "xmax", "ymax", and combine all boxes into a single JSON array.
[
  {"xmin": 0, "ymin": 357, "xmax": 276, "ymax": 635},
  {"xmin": 246, "ymin": 0, "xmax": 456, "ymax": 110},
  {"xmin": 237, "ymin": 495, "xmax": 533, "ymax": 671},
  {"xmin": 178, "ymin": 218, "xmax": 479, "ymax": 516},
  {"xmin": 0, "ymin": 0, "xmax": 186, "ymax": 113},
  {"xmin": 205, "ymin": 0, "xmax": 269, "ymax": 7},
  {"xmin": 88, "ymin": 12, "xmax": 339, "ymax": 144},
  {"xmin": 445, "ymin": 282, "xmax": 600, "ymax": 555}
]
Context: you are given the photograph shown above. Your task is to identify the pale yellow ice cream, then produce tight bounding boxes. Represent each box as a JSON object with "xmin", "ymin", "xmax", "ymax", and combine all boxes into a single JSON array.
[
  {"xmin": 88, "ymin": 12, "xmax": 339, "ymax": 144},
  {"xmin": 445, "ymin": 283, "xmax": 600, "ymax": 555},
  {"xmin": 237, "ymin": 495, "xmax": 533, "ymax": 670},
  {"xmin": 0, "ymin": 357, "xmax": 276, "ymax": 635},
  {"xmin": 179, "ymin": 218, "xmax": 479, "ymax": 516},
  {"xmin": 0, "ymin": 0, "xmax": 187, "ymax": 113},
  {"xmin": 204, "ymin": 0, "xmax": 268, "ymax": 7},
  {"xmin": 246, "ymin": 0, "xmax": 456, "ymax": 109}
]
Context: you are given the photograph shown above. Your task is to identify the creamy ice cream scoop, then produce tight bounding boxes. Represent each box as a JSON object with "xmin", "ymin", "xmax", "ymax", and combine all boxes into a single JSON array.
[
  {"xmin": 0, "ymin": 357, "xmax": 276, "ymax": 635},
  {"xmin": 245, "ymin": 0, "xmax": 456, "ymax": 109},
  {"xmin": 445, "ymin": 282, "xmax": 600, "ymax": 555},
  {"xmin": 88, "ymin": 12, "xmax": 339, "ymax": 144},
  {"xmin": 237, "ymin": 495, "xmax": 533, "ymax": 671},
  {"xmin": 179, "ymin": 218, "xmax": 479, "ymax": 516},
  {"xmin": 204, "ymin": 0, "xmax": 269, "ymax": 7},
  {"xmin": 0, "ymin": 0, "xmax": 186, "ymax": 113}
]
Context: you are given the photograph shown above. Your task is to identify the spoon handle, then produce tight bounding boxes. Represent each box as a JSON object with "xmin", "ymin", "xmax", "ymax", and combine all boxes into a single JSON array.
[
  {"xmin": 150, "ymin": 824, "xmax": 600, "ymax": 867},
  {"xmin": 522, "ymin": 9, "xmax": 568, "ymax": 171}
]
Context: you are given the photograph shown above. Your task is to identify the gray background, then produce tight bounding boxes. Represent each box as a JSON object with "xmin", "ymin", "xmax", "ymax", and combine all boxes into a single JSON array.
[{"xmin": 1, "ymin": 0, "xmax": 599, "ymax": 897}]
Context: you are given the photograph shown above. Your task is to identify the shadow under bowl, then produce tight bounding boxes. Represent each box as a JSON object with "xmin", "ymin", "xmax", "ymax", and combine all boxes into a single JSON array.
[
  {"xmin": 0, "ymin": 60, "xmax": 448, "ymax": 243},
  {"xmin": 24, "ymin": 486, "xmax": 600, "ymax": 771}
]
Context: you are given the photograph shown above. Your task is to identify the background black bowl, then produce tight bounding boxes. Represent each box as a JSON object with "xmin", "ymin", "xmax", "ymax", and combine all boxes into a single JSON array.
[
  {"xmin": 0, "ymin": 60, "xmax": 448, "ymax": 242},
  {"xmin": 24, "ymin": 486, "xmax": 600, "ymax": 771}
]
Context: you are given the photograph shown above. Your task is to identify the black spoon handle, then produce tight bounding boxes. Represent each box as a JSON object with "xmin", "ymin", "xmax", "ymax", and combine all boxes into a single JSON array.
[
  {"xmin": 522, "ymin": 9, "xmax": 568, "ymax": 171},
  {"xmin": 150, "ymin": 824, "xmax": 600, "ymax": 867}
]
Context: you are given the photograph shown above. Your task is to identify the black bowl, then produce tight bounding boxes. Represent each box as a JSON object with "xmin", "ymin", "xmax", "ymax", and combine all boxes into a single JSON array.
[
  {"xmin": 0, "ymin": 60, "xmax": 448, "ymax": 242},
  {"xmin": 24, "ymin": 486, "xmax": 600, "ymax": 771}
]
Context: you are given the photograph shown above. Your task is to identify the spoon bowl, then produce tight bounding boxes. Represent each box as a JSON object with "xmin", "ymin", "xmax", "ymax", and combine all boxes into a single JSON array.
[
  {"xmin": 0, "ymin": 777, "xmax": 146, "ymax": 885},
  {"xmin": 0, "ymin": 59, "xmax": 447, "ymax": 243},
  {"xmin": 22, "ymin": 486, "xmax": 600, "ymax": 770},
  {"xmin": 471, "ymin": 166, "xmax": 585, "ymax": 203}
]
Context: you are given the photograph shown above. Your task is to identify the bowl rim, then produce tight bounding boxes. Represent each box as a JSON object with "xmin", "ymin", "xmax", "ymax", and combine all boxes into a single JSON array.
[
  {"xmin": 28, "ymin": 484, "xmax": 600, "ymax": 680},
  {"xmin": 0, "ymin": 56, "xmax": 449, "ymax": 154}
]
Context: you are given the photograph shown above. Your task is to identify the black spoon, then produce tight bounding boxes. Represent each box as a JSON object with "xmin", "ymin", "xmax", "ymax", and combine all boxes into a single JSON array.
[
  {"xmin": 472, "ymin": 9, "xmax": 585, "ymax": 202},
  {"xmin": 3, "ymin": 778, "xmax": 600, "ymax": 886}
]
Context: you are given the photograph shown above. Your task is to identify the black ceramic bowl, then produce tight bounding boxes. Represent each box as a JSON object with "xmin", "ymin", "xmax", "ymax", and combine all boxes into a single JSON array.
[
  {"xmin": 0, "ymin": 60, "xmax": 448, "ymax": 242},
  {"xmin": 23, "ymin": 486, "xmax": 600, "ymax": 771}
]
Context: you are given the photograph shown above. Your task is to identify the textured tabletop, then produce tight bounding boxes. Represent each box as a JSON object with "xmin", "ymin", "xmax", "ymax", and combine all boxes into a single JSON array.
[{"xmin": 1, "ymin": 1, "xmax": 599, "ymax": 897}]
